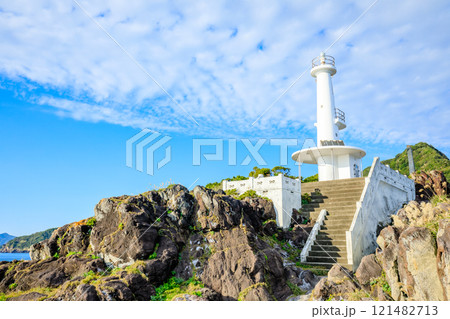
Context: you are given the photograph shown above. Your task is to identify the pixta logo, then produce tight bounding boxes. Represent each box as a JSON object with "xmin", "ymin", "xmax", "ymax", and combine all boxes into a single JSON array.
[{"xmin": 126, "ymin": 129, "xmax": 172, "ymax": 176}]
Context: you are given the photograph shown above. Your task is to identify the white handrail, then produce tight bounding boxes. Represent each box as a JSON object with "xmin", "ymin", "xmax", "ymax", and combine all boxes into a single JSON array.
[{"xmin": 300, "ymin": 209, "xmax": 328, "ymax": 262}]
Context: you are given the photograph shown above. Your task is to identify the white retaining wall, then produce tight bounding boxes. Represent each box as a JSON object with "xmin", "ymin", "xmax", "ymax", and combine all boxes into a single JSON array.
[
  {"xmin": 346, "ymin": 157, "xmax": 415, "ymax": 270},
  {"xmin": 222, "ymin": 174, "xmax": 301, "ymax": 229}
]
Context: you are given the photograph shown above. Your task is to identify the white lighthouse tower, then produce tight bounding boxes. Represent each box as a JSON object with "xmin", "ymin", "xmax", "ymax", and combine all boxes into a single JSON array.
[{"xmin": 292, "ymin": 53, "xmax": 366, "ymax": 181}]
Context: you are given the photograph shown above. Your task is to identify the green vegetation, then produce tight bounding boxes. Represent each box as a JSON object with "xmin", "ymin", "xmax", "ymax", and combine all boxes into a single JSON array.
[
  {"xmin": 370, "ymin": 272, "xmax": 391, "ymax": 295},
  {"xmin": 1, "ymin": 228, "xmax": 56, "ymax": 252},
  {"xmin": 66, "ymin": 251, "xmax": 82, "ymax": 257},
  {"xmin": 295, "ymin": 262, "xmax": 328, "ymax": 276},
  {"xmin": 262, "ymin": 234, "xmax": 302, "ymax": 263},
  {"xmin": 424, "ymin": 200, "xmax": 450, "ymax": 238},
  {"xmin": 363, "ymin": 142, "xmax": 450, "ymax": 180},
  {"xmin": 8, "ymin": 283, "xmax": 17, "ymax": 290},
  {"xmin": 53, "ymin": 252, "xmax": 59, "ymax": 259},
  {"xmin": 151, "ymin": 276, "xmax": 204, "ymax": 301},
  {"xmin": 86, "ymin": 217, "xmax": 96, "ymax": 227},
  {"xmin": 118, "ymin": 223, "xmax": 124, "ymax": 230},
  {"xmin": 148, "ymin": 243, "xmax": 159, "ymax": 260},
  {"xmin": 303, "ymin": 174, "xmax": 319, "ymax": 183},
  {"xmin": 301, "ymin": 193, "xmax": 312, "ymax": 205},
  {"xmin": 430, "ymin": 194, "xmax": 449, "ymax": 206},
  {"xmin": 205, "ymin": 175, "xmax": 247, "ymax": 191},
  {"xmin": 82, "ymin": 270, "xmax": 102, "ymax": 284},
  {"xmin": 248, "ymin": 166, "xmax": 271, "ymax": 178},
  {"xmin": 205, "ymin": 166, "xmax": 298, "ymax": 191},
  {"xmin": 0, "ymin": 287, "xmax": 57, "ymax": 301},
  {"xmin": 287, "ymin": 281, "xmax": 305, "ymax": 296},
  {"xmin": 237, "ymin": 190, "xmax": 263, "ymax": 200},
  {"xmin": 225, "ymin": 188, "xmax": 238, "ymax": 196}
]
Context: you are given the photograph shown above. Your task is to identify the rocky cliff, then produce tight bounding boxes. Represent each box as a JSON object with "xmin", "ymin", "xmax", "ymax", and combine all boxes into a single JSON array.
[
  {"xmin": 0, "ymin": 185, "xmax": 316, "ymax": 301},
  {"xmin": 311, "ymin": 198, "xmax": 450, "ymax": 301}
]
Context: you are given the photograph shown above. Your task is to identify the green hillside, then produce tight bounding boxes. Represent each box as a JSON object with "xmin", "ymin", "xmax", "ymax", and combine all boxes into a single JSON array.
[
  {"xmin": 1, "ymin": 228, "xmax": 56, "ymax": 252},
  {"xmin": 363, "ymin": 142, "xmax": 450, "ymax": 180}
]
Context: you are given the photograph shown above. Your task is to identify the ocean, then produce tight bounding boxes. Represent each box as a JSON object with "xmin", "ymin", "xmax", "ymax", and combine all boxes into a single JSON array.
[{"xmin": 0, "ymin": 252, "xmax": 31, "ymax": 262}]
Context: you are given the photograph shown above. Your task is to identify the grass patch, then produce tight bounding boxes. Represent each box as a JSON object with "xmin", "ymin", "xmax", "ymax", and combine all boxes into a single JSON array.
[
  {"xmin": 151, "ymin": 276, "xmax": 204, "ymax": 301},
  {"xmin": 0, "ymin": 287, "xmax": 56, "ymax": 301},
  {"xmin": 82, "ymin": 270, "xmax": 102, "ymax": 284},
  {"xmin": 431, "ymin": 194, "xmax": 449, "ymax": 206},
  {"xmin": 295, "ymin": 262, "xmax": 328, "ymax": 276},
  {"xmin": 148, "ymin": 243, "xmax": 159, "ymax": 260},
  {"xmin": 66, "ymin": 251, "xmax": 82, "ymax": 257},
  {"xmin": 370, "ymin": 272, "xmax": 391, "ymax": 295},
  {"xmin": 287, "ymin": 281, "xmax": 305, "ymax": 296}
]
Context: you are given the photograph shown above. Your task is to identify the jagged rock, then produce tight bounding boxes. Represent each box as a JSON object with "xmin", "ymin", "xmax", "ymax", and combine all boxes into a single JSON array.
[
  {"xmin": 397, "ymin": 227, "xmax": 444, "ymax": 300},
  {"xmin": 393, "ymin": 200, "xmax": 450, "ymax": 229},
  {"xmin": 355, "ymin": 254, "xmax": 382, "ymax": 289},
  {"xmin": 0, "ymin": 255, "xmax": 106, "ymax": 294},
  {"xmin": 242, "ymin": 197, "xmax": 276, "ymax": 222},
  {"xmin": 194, "ymin": 187, "xmax": 246, "ymax": 231},
  {"xmin": 327, "ymin": 264, "xmax": 354, "ymax": 283},
  {"xmin": 97, "ymin": 280, "xmax": 134, "ymax": 301},
  {"xmin": 437, "ymin": 219, "xmax": 450, "ymax": 300},
  {"xmin": 376, "ymin": 226, "xmax": 403, "ymax": 300},
  {"xmin": 90, "ymin": 195, "xmax": 160, "ymax": 267},
  {"xmin": 7, "ymin": 292, "xmax": 47, "ymax": 301},
  {"xmin": 200, "ymin": 227, "xmax": 290, "ymax": 301},
  {"xmin": 30, "ymin": 220, "xmax": 93, "ymax": 261},
  {"xmin": 1, "ymin": 184, "xmax": 319, "ymax": 301}
]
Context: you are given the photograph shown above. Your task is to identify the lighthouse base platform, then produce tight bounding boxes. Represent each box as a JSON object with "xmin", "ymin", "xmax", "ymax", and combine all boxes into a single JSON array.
[{"xmin": 292, "ymin": 145, "xmax": 366, "ymax": 181}]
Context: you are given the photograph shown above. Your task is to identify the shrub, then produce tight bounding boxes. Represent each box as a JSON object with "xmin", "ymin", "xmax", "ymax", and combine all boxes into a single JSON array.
[
  {"xmin": 151, "ymin": 276, "xmax": 204, "ymax": 301},
  {"xmin": 287, "ymin": 281, "xmax": 305, "ymax": 296},
  {"xmin": 237, "ymin": 190, "xmax": 260, "ymax": 200},
  {"xmin": 86, "ymin": 217, "xmax": 96, "ymax": 227},
  {"xmin": 301, "ymin": 193, "xmax": 311, "ymax": 205},
  {"xmin": 148, "ymin": 243, "xmax": 159, "ymax": 260},
  {"xmin": 303, "ymin": 174, "xmax": 318, "ymax": 183},
  {"xmin": 8, "ymin": 283, "xmax": 17, "ymax": 290},
  {"xmin": 225, "ymin": 188, "xmax": 238, "ymax": 196}
]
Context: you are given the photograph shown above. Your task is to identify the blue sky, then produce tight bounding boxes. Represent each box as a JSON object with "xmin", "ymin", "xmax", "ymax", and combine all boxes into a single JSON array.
[{"xmin": 1, "ymin": 0, "xmax": 449, "ymax": 235}]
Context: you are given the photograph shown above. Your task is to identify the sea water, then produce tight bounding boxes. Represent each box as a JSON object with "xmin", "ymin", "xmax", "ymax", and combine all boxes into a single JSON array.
[{"xmin": 0, "ymin": 253, "xmax": 31, "ymax": 262}]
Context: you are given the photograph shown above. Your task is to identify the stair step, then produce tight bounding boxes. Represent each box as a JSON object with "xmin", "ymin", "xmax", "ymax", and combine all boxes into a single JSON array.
[
  {"xmin": 315, "ymin": 239, "xmax": 347, "ymax": 246},
  {"xmin": 316, "ymin": 236, "xmax": 347, "ymax": 242},
  {"xmin": 308, "ymin": 251, "xmax": 347, "ymax": 258},
  {"xmin": 307, "ymin": 256, "xmax": 348, "ymax": 263},
  {"xmin": 301, "ymin": 262, "xmax": 353, "ymax": 270},
  {"xmin": 311, "ymin": 245, "xmax": 346, "ymax": 252},
  {"xmin": 318, "ymin": 230, "xmax": 347, "ymax": 236}
]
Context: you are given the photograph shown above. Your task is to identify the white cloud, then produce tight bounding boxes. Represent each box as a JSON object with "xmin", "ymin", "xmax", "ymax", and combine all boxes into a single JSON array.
[{"xmin": 1, "ymin": 0, "xmax": 449, "ymax": 152}]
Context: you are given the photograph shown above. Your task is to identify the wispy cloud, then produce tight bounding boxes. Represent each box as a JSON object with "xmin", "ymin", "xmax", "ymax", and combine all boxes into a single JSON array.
[{"xmin": 1, "ymin": 0, "xmax": 449, "ymax": 151}]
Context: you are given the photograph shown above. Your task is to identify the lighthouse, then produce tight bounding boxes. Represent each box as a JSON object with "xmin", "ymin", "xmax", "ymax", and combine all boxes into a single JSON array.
[{"xmin": 292, "ymin": 53, "xmax": 366, "ymax": 181}]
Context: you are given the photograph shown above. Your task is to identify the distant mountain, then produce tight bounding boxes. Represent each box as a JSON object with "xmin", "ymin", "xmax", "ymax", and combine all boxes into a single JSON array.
[
  {"xmin": 363, "ymin": 142, "xmax": 450, "ymax": 180},
  {"xmin": 0, "ymin": 228, "xmax": 57, "ymax": 253},
  {"xmin": 0, "ymin": 233, "xmax": 15, "ymax": 246}
]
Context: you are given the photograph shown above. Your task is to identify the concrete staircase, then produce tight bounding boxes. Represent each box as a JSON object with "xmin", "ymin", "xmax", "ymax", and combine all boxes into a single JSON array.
[{"xmin": 300, "ymin": 177, "xmax": 365, "ymax": 270}]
